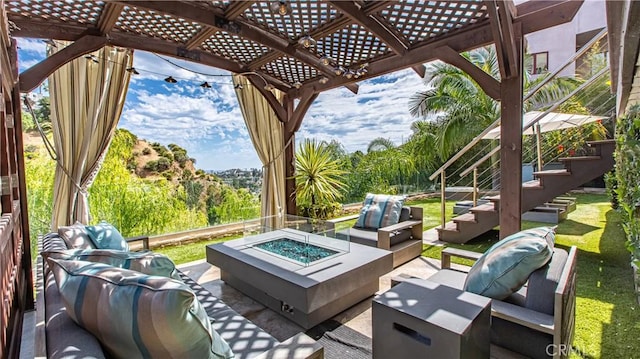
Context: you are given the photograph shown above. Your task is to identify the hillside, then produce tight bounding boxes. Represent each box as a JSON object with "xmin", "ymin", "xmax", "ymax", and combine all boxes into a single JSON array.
[{"xmin": 23, "ymin": 127, "xmax": 260, "ymax": 239}]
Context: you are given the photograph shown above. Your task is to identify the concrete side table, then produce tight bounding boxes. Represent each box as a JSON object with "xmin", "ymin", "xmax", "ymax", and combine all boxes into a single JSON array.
[{"xmin": 372, "ymin": 278, "xmax": 491, "ymax": 359}]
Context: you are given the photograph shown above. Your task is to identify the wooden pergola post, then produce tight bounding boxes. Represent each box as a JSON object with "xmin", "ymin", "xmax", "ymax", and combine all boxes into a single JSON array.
[
  {"xmin": 498, "ymin": 25, "xmax": 524, "ymax": 238},
  {"xmin": 283, "ymin": 90, "xmax": 318, "ymax": 216}
]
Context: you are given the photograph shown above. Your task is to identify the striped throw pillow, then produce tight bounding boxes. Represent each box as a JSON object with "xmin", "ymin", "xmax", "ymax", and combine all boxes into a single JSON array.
[
  {"xmin": 58, "ymin": 222, "xmax": 96, "ymax": 249},
  {"xmin": 47, "ymin": 258, "xmax": 234, "ymax": 359},
  {"xmin": 355, "ymin": 193, "xmax": 406, "ymax": 229},
  {"xmin": 42, "ymin": 249, "xmax": 182, "ymax": 280}
]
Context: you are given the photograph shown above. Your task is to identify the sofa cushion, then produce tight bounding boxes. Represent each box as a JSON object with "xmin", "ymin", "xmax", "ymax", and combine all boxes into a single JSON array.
[
  {"xmin": 85, "ymin": 221, "xmax": 129, "ymax": 251},
  {"xmin": 399, "ymin": 206, "xmax": 411, "ymax": 222},
  {"xmin": 525, "ymin": 248, "xmax": 569, "ymax": 315},
  {"xmin": 42, "ymin": 249, "xmax": 181, "ymax": 280},
  {"xmin": 355, "ymin": 193, "xmax": 405, "ymax": 229},
  {"xmin": 46, "ymin": 258, "xmax": 234, "ymax": 359},
  {"xmin": 463, "ymin": 227, "xmax": 554, "ymax": 299},
  {"xmin": 58, "ymin": 222, "xmax": 95, "ymax": 250}
]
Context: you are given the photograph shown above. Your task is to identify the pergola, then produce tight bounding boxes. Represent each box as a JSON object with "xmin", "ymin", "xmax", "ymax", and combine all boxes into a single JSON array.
[{"xmin": 0, "ymin": 1, "xmax": 583, "ymax": 355}]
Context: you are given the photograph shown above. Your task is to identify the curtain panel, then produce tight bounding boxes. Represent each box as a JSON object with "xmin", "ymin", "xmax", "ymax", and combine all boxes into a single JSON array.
[
  {"xmin": 48, "ymin": 44, "xmax": 133, "ymax": 229},
  {"xmin": 232, "ymin": 75, "xmax": 287, "ymax": 226}
]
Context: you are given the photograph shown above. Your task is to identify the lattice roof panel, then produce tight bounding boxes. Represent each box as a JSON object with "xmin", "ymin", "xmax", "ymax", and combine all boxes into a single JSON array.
[
  {"xmin": 242, "ymin": 1, "xmax": 338, "ymax": 40},
  {"xmin": 7, "ymin": 0, "xmax": 103, "ymax": 26},
  {"xmin": 201, "ymin": 32, "xmax": 270, "ymax": 65},
  {"xmin": 6, "ymin": 0, "xmax": 581, "ymax": 95},
  {"xmin": 318, "ymin": 24, "xmax": 389, "ymax": 67},
  {"xmin": 261, "ymin": 56, "xmax": 318, "ymax": 84},
  {"xmin": 381, "ymin": 1, "xmax": 488, "ymax": 45},
  {"xmin": 115, "ymin": 6, "xmax": 202, "ymax": 44}
]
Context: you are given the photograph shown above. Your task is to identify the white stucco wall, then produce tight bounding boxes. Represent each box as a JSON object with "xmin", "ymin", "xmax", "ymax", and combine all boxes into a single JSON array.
[{"xmin": 515, "ymin": 0, "xmax": 607, "ymax": 77}]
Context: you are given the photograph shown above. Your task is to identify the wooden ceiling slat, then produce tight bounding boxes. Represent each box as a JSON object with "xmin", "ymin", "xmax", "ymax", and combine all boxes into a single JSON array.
[
  {"xmin": 185, "ymin": 27, "xmax": 218, "ymax": 50},
  {"xmin": 225, "ymin": 1, "xmax": 255, "ymax": 20},
  {"xmin": 97, "ymin": 3, "xmax": 124, "ymax": 34},
  {"xmin": 329, "ymin": 1, "xmax": 407, "ymax": 55}
]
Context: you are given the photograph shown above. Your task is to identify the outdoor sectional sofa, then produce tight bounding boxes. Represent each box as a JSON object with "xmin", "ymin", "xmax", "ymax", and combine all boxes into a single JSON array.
[{"xmin": 35, "ymin": 232, "xmax": 323, "ymax": 359}]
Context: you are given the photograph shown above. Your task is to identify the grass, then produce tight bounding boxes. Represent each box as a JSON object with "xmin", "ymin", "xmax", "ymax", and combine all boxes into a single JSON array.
[{"xmin": 160, "ymin": 193, "xmax": 639, "ymax": 358}]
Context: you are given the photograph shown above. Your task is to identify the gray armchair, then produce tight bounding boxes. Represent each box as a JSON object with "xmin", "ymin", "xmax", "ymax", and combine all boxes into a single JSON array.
[
  {"xmin": 336, "ymin": 206, "xmax": 423, "ymax": 268},
  {"xmin": 427, "ymin": 245, "xmax": 578, "ymax": 359}
]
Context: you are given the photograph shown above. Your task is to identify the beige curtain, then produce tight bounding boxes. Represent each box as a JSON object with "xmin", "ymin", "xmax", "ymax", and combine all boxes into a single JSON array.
[
  {"xmin": 232, "ymin": 75, "xmax": 287, "ymax": 227},
  {"xmin": 49, "ymin": 44, "xmax": 133, "ymax": 229}
]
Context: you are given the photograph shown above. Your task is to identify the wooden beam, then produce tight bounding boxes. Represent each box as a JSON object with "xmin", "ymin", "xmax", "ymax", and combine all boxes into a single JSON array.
[
  {"xmin": 11, "ymin": 19, "xmax": 292, "ymax": 93},
  {"xmin": 185, "ymin": 27, "xmax": 218, "ymax": 50},
  {"xmin": 19, "ymin": 35, "xmax": 108, "ymax": 92},
  {"xmin": 498, "ymin": 1, "xmax": 518, "ymax": 78},
  {"xmin": 225, "ymin": 1, "xmax": 254, "ymax": 19},
  {"xmin": 345, "ymin": 83, "xmax": 359, "ymax": 94},
  {"xmin": 486, "ymin": 0, "xmax": 508, "ymax": 79},
  {"xmin": 283, "ymin": 89, "xmax": 318, "ymax": 216},
  {"xmin": 329, "ymin": 1, "xmax": 408, "ymax": 54},
  {"xmin": 437, "ymin": 45, "xmax": 500, "ymax": 100},
  {"xmin": 289, "ymin": 0, "xmax": 580, "ymax": 97},
  {"xmin": 286, "ymin": 89, "xmax": 318, "ymax": 134},
  {"xmin": 499, "ymin": 24, "xmax": 524, "ymax": 239},
  {"xmin": 514, "ymin": 0, "xmax": 583, "ymax": 35},
  {"xmin": 97, "ymin": 2, "xmax": 124, "ymax": 34},
  {"xmin": 245, "ymin": 74, "xmax": 287, "ymax": 121},
  {"xmin": 515, "ymin": 0, "xmax": 560, "ymax": 16},
  {"xmin": 613, "ymin": 0, "xmax": 640, "ymax": 114},
  {"xmin": 412, "ymin": 65, "xmax": 426, "ymax": 78},
  {"xmin": 122, "ymin": 1, "xmax": 334, "ymax": 77}
]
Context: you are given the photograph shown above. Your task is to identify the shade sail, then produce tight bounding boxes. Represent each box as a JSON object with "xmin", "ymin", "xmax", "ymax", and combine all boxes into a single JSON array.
[{"xmin": 483, "ymin": 111, "xmax": 606, "ymax": 139}]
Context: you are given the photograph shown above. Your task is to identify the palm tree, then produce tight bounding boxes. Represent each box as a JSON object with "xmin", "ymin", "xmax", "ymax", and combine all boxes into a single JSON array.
[
  {"xmin": 409, "ymin": 46, "xmax": 576, "ymax": 159},
  {"xmin": 294, "ymin": 139, "xmax": 345, "ymax": 218},
  {"xmin": 367, "ymin": 137, "xmax": 396, "ymax": 153}
]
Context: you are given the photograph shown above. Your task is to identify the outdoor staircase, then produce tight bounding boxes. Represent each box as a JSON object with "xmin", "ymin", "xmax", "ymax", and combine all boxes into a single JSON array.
[{"xmin": 437, "ymin": 140, "xmax": 615, "ymax": 243}]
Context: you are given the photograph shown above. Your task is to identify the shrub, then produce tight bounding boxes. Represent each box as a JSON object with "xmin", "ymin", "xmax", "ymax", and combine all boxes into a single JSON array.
[
  {"xmin": 145, "ymin": 157, "xmax": 171, "ymax": 172},
  {"xmin": 142, "ymin": 147, "xmax": 151, "ymax": 155},
  {"xmin": 613, "ymin": 104, "xmax": 640, "ymax": 267}
]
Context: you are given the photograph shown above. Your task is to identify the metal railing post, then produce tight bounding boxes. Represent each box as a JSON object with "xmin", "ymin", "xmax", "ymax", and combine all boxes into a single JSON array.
[
  {"xmin": 440, "ymin": 171, "xmax": 446, "ymax": 228},
  {"xmin": 473, "ymin": 168, "xmax": 478, "ymax": 206}
]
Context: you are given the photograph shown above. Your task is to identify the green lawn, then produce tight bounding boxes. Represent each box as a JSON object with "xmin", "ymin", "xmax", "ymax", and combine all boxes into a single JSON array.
[{"xmin": 159, "ymin": 193, "xmax": 638, "ymax": 358}]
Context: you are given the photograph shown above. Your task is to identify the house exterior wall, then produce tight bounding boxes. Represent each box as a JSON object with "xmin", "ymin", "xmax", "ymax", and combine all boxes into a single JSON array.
[{"xmin": 516, "ymin": 0, "xmax": 607, "ymax": 77}]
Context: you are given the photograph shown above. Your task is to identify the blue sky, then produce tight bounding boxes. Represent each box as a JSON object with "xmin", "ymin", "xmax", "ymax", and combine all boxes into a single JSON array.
[{"xmin": 17, "ymin": 38, "xmax": 427, "ymax": 171}]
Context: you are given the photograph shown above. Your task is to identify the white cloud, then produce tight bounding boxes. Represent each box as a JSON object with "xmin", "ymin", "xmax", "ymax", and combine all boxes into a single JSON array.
[{"xmin": 16, "ymin": 38, "xmax": 46, "ymax": 56}]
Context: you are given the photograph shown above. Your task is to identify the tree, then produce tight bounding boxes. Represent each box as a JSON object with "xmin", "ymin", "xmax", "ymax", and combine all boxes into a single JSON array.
[
  {"xmin": 295, "ymin": 139, "xmax": 345, "ymax": 218},
  {"xmin": 409, "ymin": 46, "xmax": 576, "ymax": 159},
  {"xmin": 367, "ymin": 138, "xmax": 396, "ymax": 153}
]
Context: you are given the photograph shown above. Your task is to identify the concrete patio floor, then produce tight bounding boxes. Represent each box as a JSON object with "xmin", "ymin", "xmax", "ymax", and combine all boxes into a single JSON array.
[{"xmin": 177, "ymin": 254, "xmax": 444, "ymax": 342}]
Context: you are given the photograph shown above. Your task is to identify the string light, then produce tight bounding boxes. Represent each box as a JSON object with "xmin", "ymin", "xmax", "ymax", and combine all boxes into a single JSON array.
[
  {"xmin": 44, "ymin": 40, "xmax": 276, "ymax": 91},
  {"xmin": 269, "ymin": 1, "xmax": 292, "ymax": 16}
]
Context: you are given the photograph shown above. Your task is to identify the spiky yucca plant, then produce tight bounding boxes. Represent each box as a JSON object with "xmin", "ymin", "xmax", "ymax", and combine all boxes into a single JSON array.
[{"xmin": 294, "ymin": 139, "xmax": 345, "ymax": 219}]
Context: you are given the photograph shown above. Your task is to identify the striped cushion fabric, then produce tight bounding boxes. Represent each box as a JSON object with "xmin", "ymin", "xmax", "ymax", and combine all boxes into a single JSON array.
[
  {"xmin": 46, "ymin": 258, "xmax": 234, "ymax": 359},
  {"xmin": 355, "ymin": 193, "xmax": 406, "ymax": 229},
  {"xmin": 85, "ymin": 221, "xmax": 129, "ymax": 251},
  {"xmin": 58, "ymin": 222, "xmax": 96, "ymax": 249},
  {"xmin": 42, "ymin": 249, "xmax": 182, "ymax": 280}
]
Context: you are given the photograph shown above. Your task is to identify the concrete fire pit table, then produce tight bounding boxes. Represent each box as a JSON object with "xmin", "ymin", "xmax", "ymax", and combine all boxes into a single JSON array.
[{"xmin": 206, "ymin": 228, "xmax": 393, "ymax": 329}]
